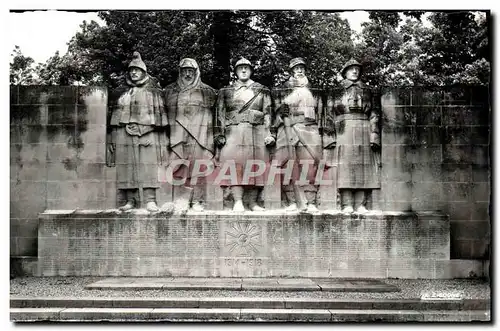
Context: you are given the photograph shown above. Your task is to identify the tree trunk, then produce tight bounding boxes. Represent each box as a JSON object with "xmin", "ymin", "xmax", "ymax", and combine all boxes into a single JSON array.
[{"xmin": 211, "ymin": 11, "xmax": 232, "ymax": 89}]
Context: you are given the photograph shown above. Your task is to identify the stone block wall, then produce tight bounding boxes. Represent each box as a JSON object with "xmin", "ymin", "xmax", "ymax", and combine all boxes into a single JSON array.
[
  {"xmin": 10, "ymin": 85, "xmax": 491, "ymax": 266},
  {"xmin": 380, "ymin": 87, "xmax": 490, "ymax": 260},
  {"xmin": 10, "ymin": 86, "xmax": 115, "ymax": 264}
]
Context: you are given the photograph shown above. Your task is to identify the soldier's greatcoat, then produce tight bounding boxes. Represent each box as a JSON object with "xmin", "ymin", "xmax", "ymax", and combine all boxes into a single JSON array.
[
  {"xmin": 164, "ymin": 64, "xmax": 217, "ymax": 179},
  {"xmin": 215, "ymin": 79, "xmax": 273, "ymax": 186},
  {"xmin": 107, "ymin": 75, "xmax": 169, "ymax": 189},
  {"xmin": 272, "ymin": 78, "xmax": 334, "ymax": 166},
  {"xmin": 330, "ymin": 79, "xmax": 381, "ymax": 189}
]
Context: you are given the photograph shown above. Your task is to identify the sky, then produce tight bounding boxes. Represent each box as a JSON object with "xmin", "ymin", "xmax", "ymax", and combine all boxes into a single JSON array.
[{"xmin": 7, "ymin": 10, "xmax": 370, "ymax": 64}]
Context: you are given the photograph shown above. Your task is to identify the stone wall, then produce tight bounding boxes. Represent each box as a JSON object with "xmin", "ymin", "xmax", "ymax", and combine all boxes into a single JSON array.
[
  {"xmin": 380, "ymin": 87, "xmax": 490, "ymax": 260},
  {"xmin": 10, "ymin": 86, "xmax": 490, "ymax": 266},
  {"xmin": 10, "ymin": 86, "xmax": 115, "ymax": 268}
]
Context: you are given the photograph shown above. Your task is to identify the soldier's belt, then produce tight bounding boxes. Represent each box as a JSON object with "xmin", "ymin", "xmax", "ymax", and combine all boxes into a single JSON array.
[
  {"xmin": 335, "ymin": 113, "xmax": 368, "ymax": 121},
  {"xmin": 226, "ymin": 110, "xmax": 264, "ymax": 125},
  {"xmin": 287, "ymin": 114, "xmax": 317, "ymax": 126}
]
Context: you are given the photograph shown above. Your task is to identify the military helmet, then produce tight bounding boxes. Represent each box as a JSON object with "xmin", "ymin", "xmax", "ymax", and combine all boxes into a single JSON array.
[
  {"xmin": 128, "ymin": 51, "xmax": 147, "ymax": 73},
  {"xmin": 179, "ymin": 58, "xmax": 198, "ymax": 69},
  {"xmin": 289, "ymin": 57, "xmax": 306, "ymax": 70},
  {"xmin": 234, "ymin": 57, "xmax": 253, "ymax": 71},
  {"xmin": 341, "ymin": 58, "xmax": 362, "ymax": 78}
]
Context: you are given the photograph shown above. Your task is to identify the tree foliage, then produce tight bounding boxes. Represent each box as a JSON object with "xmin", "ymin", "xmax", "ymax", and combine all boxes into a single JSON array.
[
  {"xmin": 10, "ymin": 46, "xmax": 36, "ymax": 85},
  {"xmin": 354, "ymin": 10, "xmax": 490, "ymax": 87},
  {"xmin": 10, "ymin": 10, "xmax": 490, "ymax": 88}
]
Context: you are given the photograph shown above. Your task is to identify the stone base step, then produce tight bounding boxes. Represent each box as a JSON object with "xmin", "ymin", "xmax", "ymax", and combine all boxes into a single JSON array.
[
  {"xmin": 10, "ymin": 297, "xmax": 490, "ymax": 311},
  {"xmin": 84, "ymin": 277, "xmax": 400, "ymax": 292},
  {"xmin": 11, "ymin": 308, "xmax": 491, "ymax": 322}
]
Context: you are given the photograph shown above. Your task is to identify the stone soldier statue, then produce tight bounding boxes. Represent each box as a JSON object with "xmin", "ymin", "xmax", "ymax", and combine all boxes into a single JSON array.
[
  {"xmin": 106, "ymin": 51, "xmax": 169, "ymax": 212},
  {"xmin": 331, "ymin": 58, "xmax": 381, "ymax": 213},
  {"xmin": 273, "ymin": 57, "xmax": 335, "ymax": 211},
  {"xmin": 214, "ymin": 58, "xmax": 275, "ymax": 212},
  {"xmin": 164, "ymin": 58, "xmax": 218, "ymax": 211}
]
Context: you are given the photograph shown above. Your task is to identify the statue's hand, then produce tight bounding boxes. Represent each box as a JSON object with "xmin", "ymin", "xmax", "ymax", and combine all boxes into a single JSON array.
[
  {"xmin": 370, "ymin": 142, "xmax": 380, "ymax": 151},
  {"xmin": 215, "ymin": 135, "xmax": 226, "ymax": 147},
  {"xmin": 324, "ymin": 141, "xmax": 336, "ymax": 149},
  {"xmin": 278, "ymin": 104, "xmax": 290, "ymax": 117},
  {"xmin": 107, "ymin": 143, "xmax": 115, "ymax": 154},
  {"xmin": 140, "ymin": 139, "xmax": 152, "ymax": 147},
  {"xmin": 264, "ymin": 136, "xmax": 276, "ymax": 147}
]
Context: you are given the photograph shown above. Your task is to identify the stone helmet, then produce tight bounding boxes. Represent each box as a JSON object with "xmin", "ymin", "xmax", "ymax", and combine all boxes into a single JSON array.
[
  {"xmin": 128, "ymin": 51, "xmax": 147, "ymax": 73},
  {"xmin": 341, "ymin": 58, "xmax": 363, "ymax": 78},
  {"xmin": 289, "ymin": 57, "xmax": 306, "ymax": 70},
  {"xmin": 234, "ymin": 58, "xmax": 253, "ymax": 72},
  {"xmin": 179, "ymin": 58, "xmax": 198, "ymax": 69}
]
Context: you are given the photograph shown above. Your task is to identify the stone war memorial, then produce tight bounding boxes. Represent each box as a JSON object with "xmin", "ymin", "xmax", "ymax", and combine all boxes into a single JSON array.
[{"xmin": 10, "ymin": 10, "xmax": 491, "ymax": 323}]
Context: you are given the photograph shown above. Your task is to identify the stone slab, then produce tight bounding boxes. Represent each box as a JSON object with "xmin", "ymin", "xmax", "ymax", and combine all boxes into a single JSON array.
[
  {"xmin": 13, "ymin": 296, "xmax": 489, "ymax": 311},
  {"xmin": 149, "ymin": 308, "xmax": 241, "ymax": 321},
  {"xmin": 10, "ymin": 308, "xmax": 64, "ymax": 322},
  {"xmin": 422, "ymin": 310, "xmax": 490, "ymax": 322},
  {"xmin": 59, "ymin": 308, "xmax": 153, "ymax": 321},
  {"xmin": 198, "ymin": 298, "xmax": 285, "ymax": 309},
  {"xmin": 240, "ymin": 308, "xmax": 332, "ymax": 321},
  {"xmin": 84, "ymin": 277, "xmax": 399, "ymax": 292},
  {"xmin": 38, "ymin": 211, "xmax": 450, "ymax": 278},
  {"xmin": 329, "ymin": 309, "xmax": 424, "ymax": 322}
]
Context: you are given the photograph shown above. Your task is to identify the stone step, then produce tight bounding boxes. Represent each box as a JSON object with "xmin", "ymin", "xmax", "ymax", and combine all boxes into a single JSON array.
[
  {"xmin": 84, "ymin": 277, "xmax": 400, "ymax": 292},
  {"xmin": 10, "ymin": 308, "xmax": 491, "ymax": 322},
  {"xmin": 11, "ymin": 296, "xmax": 490, "ymax": 311}
]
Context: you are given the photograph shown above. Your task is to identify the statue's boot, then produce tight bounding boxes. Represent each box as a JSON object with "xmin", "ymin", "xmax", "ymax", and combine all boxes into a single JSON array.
[
  {"xmin": 160, "ymin": 202, "xmax": 175, "ymax": 213},
  {"xmin": 285, "ymin": 186, "xmax": 307, "ymax": 211},
  {"xmin": 173, "ymin": 186, "xmax": 193, "ymax": 213},
  {"xmin": 342, "ymin": 206, "xmax": 354, "ymax": 213},
  {"xmin": 232, "ymin": 186, "xmax": 245, "ymax": 212},
  {"xmin": 340, "ymin": 189, "xmax": 354, "ymax": 213},
  {"xmin": 354, "ymin": 190, "xmax": 367, "ymax": 213},
  {"xmin": 356, "ymin": 205, "xmax": 368, "ymax": 213},
  {"xmin": 146, "ymin": 201, "xmax": 159, "ymax": 212},
  {"xmin": 119, "ymin": 200, "xmax": 135, "ymax": 211},
  {"xmin": 191, "ymin": 202, "xmax": 204, "ymax": 212},
  {"xmin": 285, "ymin": 203, "xmax": 298, "ymax": 211},
  {"xmin": 248, "ymin": 188, "xmax": 265, "ymax": 211},
  {"xmin": 306, "ymin": 203, "xmax": 319, "ymax": 212},
  {"xmin": 143, "ymin": 188, "xmax": 159, "ymax": 212}
]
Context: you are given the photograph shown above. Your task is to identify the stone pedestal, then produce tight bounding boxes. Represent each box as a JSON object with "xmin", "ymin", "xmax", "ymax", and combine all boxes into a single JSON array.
[{"xmin": 38, "ymin": 210, "xmax": 450, "ymax": 278}]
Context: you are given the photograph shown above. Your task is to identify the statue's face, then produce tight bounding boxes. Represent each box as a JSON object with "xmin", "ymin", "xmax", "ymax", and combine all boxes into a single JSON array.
[
  {"xmin": 345, "ymin": 66, "xmax": 360, "ymax": 81},
  {"xmin": 180, "ymin": 67, "xmax": 196, "ymax": 84},
  {"xmin": 235, "ymin": 65, "xmax": 252, "ymax": 82},
  {"xmin": 129, "ymin": 67, "xmax": 146, "ymax": 82},
  {"xmin": 292, "ymin": 64, "xmax": 306, "ymax": 79}
]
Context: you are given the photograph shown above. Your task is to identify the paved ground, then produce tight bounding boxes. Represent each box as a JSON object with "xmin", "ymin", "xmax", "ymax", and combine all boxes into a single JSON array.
[{"xmin": 11, "ymin": 277, "xmax": 490, "ymax": 300}]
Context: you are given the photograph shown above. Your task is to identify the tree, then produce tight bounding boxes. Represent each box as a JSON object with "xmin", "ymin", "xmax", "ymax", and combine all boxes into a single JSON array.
[
  {"xmin": 353, "ymin": 10, "xmax": 490, "ymax": 87},
  {"xmin": 63, "ymin": 10, "xmax": 355, "ymax": 89},
  {"xmin": 10, "ymin": 10, "xmax": 490, "ymax": 88},
  {"xmin": 10, "ymin": 46, "xmax": 37, "ymax": 85},
  {"xmin": 418, "ymin": 11, "xmax": 490, "ymax": 85}
]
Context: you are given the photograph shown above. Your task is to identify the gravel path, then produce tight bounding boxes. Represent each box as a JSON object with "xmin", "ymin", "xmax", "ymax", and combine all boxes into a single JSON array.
[{"xmin": 10, "ymin": 277, "xmax": 490, "ymax": 300}]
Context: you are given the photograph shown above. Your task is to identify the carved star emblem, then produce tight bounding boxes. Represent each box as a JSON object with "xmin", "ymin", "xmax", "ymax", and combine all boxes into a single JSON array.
[{"xmin": 225, "ymin": 222, "xmax": 262, "ymax": 257}]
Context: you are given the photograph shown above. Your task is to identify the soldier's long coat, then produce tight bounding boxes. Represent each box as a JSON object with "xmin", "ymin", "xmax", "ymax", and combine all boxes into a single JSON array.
[
  {"xmin": 327, "ymin": 79, "xmax": 381, "ymax": 189},
  {"xmin": 107, "ymin": 76, "xmax": 168, "ymax": 189},
  {"xmin": 215, "ymin": 80, "xmax": 273, "ymax": 186},
  {"xmin": 164, "ymin": 73, "xmax": 217, "ymax": 179}
]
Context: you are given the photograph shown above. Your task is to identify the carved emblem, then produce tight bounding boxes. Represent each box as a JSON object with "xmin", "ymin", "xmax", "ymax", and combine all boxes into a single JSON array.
[{"xmin": 224, "ymin": 222, "xmax": 262, "ymax": 256}]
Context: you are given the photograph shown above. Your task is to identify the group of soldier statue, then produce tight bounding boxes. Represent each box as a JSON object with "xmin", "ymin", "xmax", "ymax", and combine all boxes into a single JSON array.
[{"xmin": 106, "ymin": 52, "xmax": 381, "ymax": 214}]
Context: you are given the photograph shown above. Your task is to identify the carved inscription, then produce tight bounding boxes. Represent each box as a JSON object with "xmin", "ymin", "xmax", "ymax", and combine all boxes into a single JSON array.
[{"xmin": 224, "ymin": 258, "xmax": 263, "ymax": 267}]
